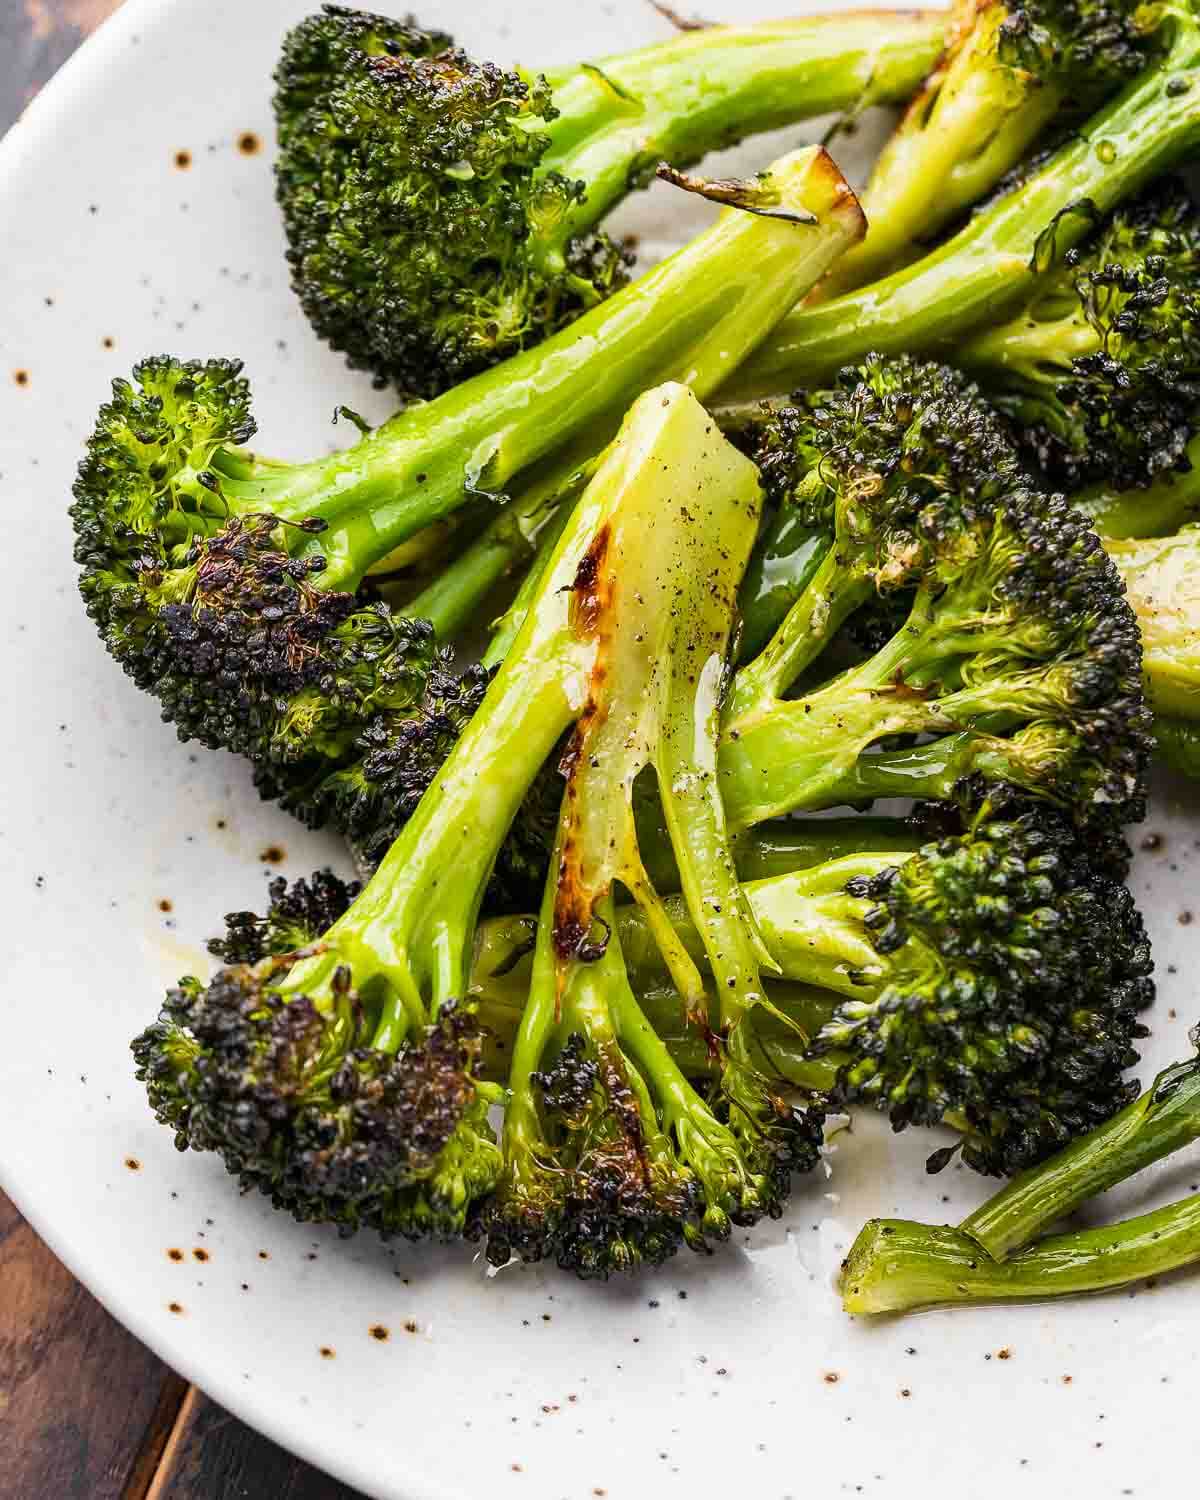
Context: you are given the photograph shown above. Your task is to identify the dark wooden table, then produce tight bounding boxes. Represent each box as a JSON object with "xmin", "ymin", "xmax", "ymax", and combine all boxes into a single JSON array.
[{"xmin": 0, "ymin": 7, "xmax": 363, "ymax": 1494}]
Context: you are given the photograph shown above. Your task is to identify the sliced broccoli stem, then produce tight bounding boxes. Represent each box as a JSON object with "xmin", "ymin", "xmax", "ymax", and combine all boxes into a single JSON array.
[
  {"xmin": 721, "ymin": 8, "xmax": 1200, "ymax": 400},
  {"xmin": 962, "ymin": 1053, "xmax": 1200, "ymax": 1260},
  {"xmin": 841, "ymin": 1197, "xmax": 1200, "ymax": 1314},
  {"xmin": 482, "ymin": 499, "xmax": 575, "ymax": 670},
  {"xmin": 1105, "ymin": 531, "xmax": 1200, "ymax": 720},
  {"xmin": 817, "ymin": 3, "xmax": 1063, "ymax": 298},
  {"xmin": 1077, "ymin": 432, "xmax": 1200, "ymax": 538},
  {"xmin": 535, "ymin": 11, "xmax": 945, "ymax": 265}
]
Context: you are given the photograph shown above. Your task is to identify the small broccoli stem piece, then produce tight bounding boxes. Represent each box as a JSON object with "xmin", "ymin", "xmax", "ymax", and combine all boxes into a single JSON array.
[
  {"xmin": 536, "ymin": 11, "xmax": 943, "ymax": 255},
  {"xmin": 841, "ymin": 1197, "xmax": 1200, "ymax": 1314},
  {"xmin": 1077, "ymin": 433, "xmax": 1200, "ymax": 538},
  {"xmin": 962, "ymin": 1048, "xmax": 1200, "ymax": 1260},
  {"xmin": 1105, "ymin": 531, "xmax": 1200, "ymax": 720},
  {"xmin": 1156, "ymin": 716, "xmax": 1200, "ymax": 776},
  {"xmin": 737, "ymin": 515, "xmax": 832, "ymax": 663},
  {"xmin": 721, "ymin": 6, "xmax": 1200, "ymax": 401},
  {"xmin": 815, "ymin": 0, "xmax": 1067, "ymax": 299},
  {"xmin": 727, "ymin": 542, "xmax": 869, "ymax": 720},
  {"xmin": 482, "ymin": 500, "xmax": 575, "ymax": 670}
]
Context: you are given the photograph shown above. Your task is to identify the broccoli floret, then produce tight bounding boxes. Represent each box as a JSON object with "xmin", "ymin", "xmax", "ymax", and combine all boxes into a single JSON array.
[
  {"xmin": 723, "ymin": 2, "xmax": 1200, "ymax": 402},
  {"xmin": 471, "ymin": 787, "xmax": 1153, "ymax": 1178},
  {"xmin": 816, "ymin": 0, "xmax": 1159, "ymax": 298},
  {"xmin": 840, "ymin": 1029, "xmax": 1200, "ymax": 1314},
  {"xmin": 207, "ymin": 867, "xmax": 360, "ymax": 964},
  {"xmin": 73, "ymin": 148, "xmax": 861, "ymax": 817},
  {"xmin": 717, "ymin": 356, "xmax": 1152, "ymax": 840},
  {"xmin": 274, "ymin": 4, "xmax": 939, "ymax": 395},
  {"xmin": 958, "ymin": 181, "xmax": 1200, "ymax": 490},
  {"xmin": 480, "ymin": 384, "xmax": 827, "ymax": 1275}
]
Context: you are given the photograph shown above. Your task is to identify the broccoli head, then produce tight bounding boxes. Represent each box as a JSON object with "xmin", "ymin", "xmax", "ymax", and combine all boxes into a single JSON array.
[{"xmin": 274, "ymin": 3, "xmax": 938, "ymax": 394}]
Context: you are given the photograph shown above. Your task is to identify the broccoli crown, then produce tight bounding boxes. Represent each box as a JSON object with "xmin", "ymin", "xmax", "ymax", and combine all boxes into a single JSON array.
[
  {"xmin": 997, "ymin": 0, "xmax": 1157, "ymax": 96},
  {"xmin": 482, "ymin": 1034, "xmax": 701, "ymax": 1278},
  {"xmin": 752, "ymin": 354, "xmax": 1025, "ymax": 591},
  {"xmin": 132, "ymin": 960, "xmax": 499, "ymax": 1241},
  {"xmin": 274, "ymin": 8, "xmax": 630, "ymax": 396},
  {"xmin": 972, "ymin": 181, "xmax": 1200, "ymax": 490},
  {"xmin": 815, "ymin": 786, "xmax": 1153, "ymax": 1174},
  {"xmin": 207, "ymin": 868, "xmax": 361, "ymax": 964}
]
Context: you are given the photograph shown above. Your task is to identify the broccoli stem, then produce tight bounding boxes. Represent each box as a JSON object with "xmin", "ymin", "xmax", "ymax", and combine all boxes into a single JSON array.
[
  {"xmin": 738, "ymin": 516, "xmax": 831, "ymax": 662},
  {"xmin": 961, "ymin": 1052, "xmax": 1200, "ymax": 1260},
  {"xmin": 1156, "ymin": 717, "xmax": 1200, "ymax": 775},
  {"xmin": 816, "ymin": 3, "xmax": 1062, "ymax": 299},
  {"xmin": 721, "ymin": 8, "xmax": 1200, "ymax": 400},
  {"xmin": 535, "ymin": 10, "xmax": 945, "ymax": 265},
  {"xmin": 482, "ymin": 499, "xmax": 574, "ymax": 670},
  {"xmin": 259, "ymin": 142, "xmax": 864, "ymax": 593},
  {"xmin": 1105, "ymin": 531, "xmax": 1200, "ymax": 720},
  {"xmin": 1076, "ymin": 433, "xmax": 1200, "ymax": 538},
  {"xmin": 840, "ymin": 1197, "xmax": 1200, "ymax": 1314}
]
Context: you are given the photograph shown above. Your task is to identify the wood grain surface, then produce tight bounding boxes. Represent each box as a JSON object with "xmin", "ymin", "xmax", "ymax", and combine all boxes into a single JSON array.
[{"xmin": 0, "ymin": 5, "xmax": 365, "ymax": 1494}]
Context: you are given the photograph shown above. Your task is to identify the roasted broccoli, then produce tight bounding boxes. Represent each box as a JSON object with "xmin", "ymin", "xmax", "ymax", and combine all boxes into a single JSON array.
[
  {"xmin": 841, "ymin": 1028, "xmax": 1200, "ymax": 1313},
  {"xmin": 715, "ymin": 356, "xmax": 1152, "ymax": 841},
  {"xmin": 956, "ymin": 181, "xmax": 1200, "ymax": 490},
  {"xmin": 723, "ymin": 0, "xmax": 1200, "ymax": 401},
  {"xmin": 1105, "ymin": 527, "xmax": 1200, "ymax": 775},
  {"xmin": 274, "ymin": 2, "xmax": 939, "ymax": 395},
  {"xmin": 73, "ymin": 146, "xmax": 862, "ymax": 810},
  {"xmin": 471, "ymin": 788, "xmax": 1153, "ymax": 1181},
  {"xmin": 818, "ymin": 0, "xmax": 1159, "ymax": 298},
  {"xmin": 478, "ymin": 380, "xmax": 826, "ymax": 1275}
]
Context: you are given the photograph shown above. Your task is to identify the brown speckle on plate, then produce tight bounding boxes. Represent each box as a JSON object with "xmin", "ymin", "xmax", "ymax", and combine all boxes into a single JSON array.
[
  {"xmin": 102, "ymin": 336, "xmax": 115, "ymax": 349},
  {"xmin": 369, "ymin": 1324, "xmax": 390, "ymax": 1341},
  {"xmin": 320, "ymin": 1346, "xmax": 336, "ymax": 1359},
  {"xmin": 238, "ymin": 131, "xmax": 262, "ymax": 155},
  {"xmin": 823, "ymin": 1371, "xmax": 840, "ymax": 1385},
  {"xmin": 167, "ymin": 1248, "xmax": 184, "ymax": 1263},
  {"xmin": 193, "ymin": 1247, "xmax": 209, "ymax": 1263},
  {"xmin": 158, "ymin": 898, "xmax": 173, "ymax": 913},
  {"xmin": 1179, "ymin": 910, "xmax": 1193, "ymax": 926},
  {"xmin": 258, "ymin": 1249, "xmax": 269, "ymax": 1260},
  {"xmin": 168, "ymin": 1301, "xmax": 184, "ymax": 1315},
  {"xmin": 13, "ymin": 369, "xmax": 29, "ymax": 386},
  {"xmin": 124, "ymin": 1156, "xmax": 141, "ymax": 1171},
  {"xmin": 260, "ymin": 845, "xmax": 285, "ymax": 864},
  {"xmin": 404, "ymin": 1319, "xmax": 419, "ymax": 1334},
  {"xmin": 174, "ymin": 149, "xmax": 192, "ymax": 169}
]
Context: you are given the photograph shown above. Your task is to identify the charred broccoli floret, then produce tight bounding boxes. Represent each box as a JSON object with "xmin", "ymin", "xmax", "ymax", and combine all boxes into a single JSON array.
[
  {"xmin": 481, "ymin": 384, "xmax": 827, "ymax": 1276},
  {"xmin": 717, "ymin": 356, "xmax": 1152, "ymax": 840},
  {"xmin": 724, "ymin": 0, "xmax": 1200, "ymax": 402},
  {"xmin": 73, "ymin": 148, "xmax": 859, "ymax": 778},
  {"xmin": 817, "ymin": 0, "xmax": 1160, "ymax": 299},
  {"xmin": 207, "ymin": 867, "xmax": 360, "ymax": 964},
  {"xmin": 958, "ymin": 181, "xmax": 1200, "ymax": 490},
  {"xmin": 841, "ymin": 1029, "xmax": 1200, "ymax": 1314},
  {"xmin": 274, "ymin": 3, "xmax": 938, "ymax": 394}
]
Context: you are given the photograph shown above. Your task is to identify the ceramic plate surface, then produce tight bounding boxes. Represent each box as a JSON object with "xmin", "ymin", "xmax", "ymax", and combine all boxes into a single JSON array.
[{"xmin": 2, "ymin": 2, "xmax": 1198, "ymax": 1497}]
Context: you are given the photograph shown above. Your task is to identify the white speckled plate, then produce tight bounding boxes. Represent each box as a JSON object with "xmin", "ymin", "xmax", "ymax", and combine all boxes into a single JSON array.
[{"xmin": 2, "ymin": 2, "xmax": 1198, "ymax": 1496}]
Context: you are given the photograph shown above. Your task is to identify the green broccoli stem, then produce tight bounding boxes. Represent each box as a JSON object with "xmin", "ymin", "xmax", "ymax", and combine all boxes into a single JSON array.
[
  {"xmin": 1078, "ymin": 431, "xmax": 1200, "ymax": 538},
  {"xmin": 816, "ymin": 2, "xmax": 1063, "ymax": 299},
  {"xmin": 721, "ymin": 5, "xmax": 1200, "ymax": 400},
  {"xmin": 738, "ymin": 515, "xmax": 831, "ymax": 662},
  {"xmin": 482, "ymin": 498, "xmax": 573, "ymax": 669},
  {"xmin": 841, "ymin": 1197, "xmax": 1200, "ymax": 1314},
  {"xmin": 961, "ymin": 1052, "xmax": 1200, "ymax": 1260},
  {"xmin": 535, "ymin": 10, "xmax": 945, "ymax": 266},
  {"xmin": 288, "ymin": 143, "xmax": 863, "ymax": 596},
  {"xmin": 1105, "ymin": 531, "xmax": 1200, "ymax": 720},
  {"xmin": 1156, "ymin": 717, "xmax": 1200, "ymax": 775}
]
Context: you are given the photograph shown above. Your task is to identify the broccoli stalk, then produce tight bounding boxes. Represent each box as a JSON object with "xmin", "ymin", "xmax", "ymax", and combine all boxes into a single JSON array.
[
  {"xmin": 816, "ymin": 0, "xmax": 1158, "ymax": 299},
  {"xmin": 482, "ymin": 380, "xmax": 827, "ymax": 1274},
  {"xmin": 955, "ymin": 181, "xmax": 1200, "ymax": 490},
  {"xmin": 721, "ymin": 0, "xmax": 1200, "ymax": 402},
  {"xmin": 73, "ymin": 145, "xmax": 863, "ymax": 786},
  {"xmin": 1105, "ymin": 528, "xmax": 1200, "ymax": 775},
  {"xmin": 714, "ymin": 358, "xmax": 1150, "ymax": 838},
  {"xmin": 840, "ymin": 1030, "xmax": 1200, "ymax": 1313},
  {"xmin": 274, "ymin": 3, "xmax": 941, "ymax": 394}
]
